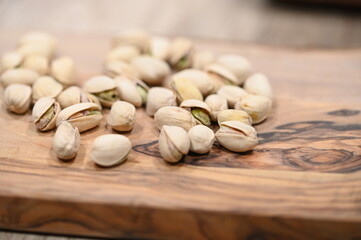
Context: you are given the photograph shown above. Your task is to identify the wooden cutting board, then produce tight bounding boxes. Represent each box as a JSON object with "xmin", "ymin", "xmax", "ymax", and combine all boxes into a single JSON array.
[{"xmin": 0, "ymin": 34, "xmax": 360, "ymax": 240}]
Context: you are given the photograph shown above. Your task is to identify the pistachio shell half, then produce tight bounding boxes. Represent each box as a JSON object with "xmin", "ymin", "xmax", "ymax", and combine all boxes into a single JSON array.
[
  {"xmin": 217, "ymin": 85, "xmax": 247, "ymax": 108},
  {"xmin": 217, "ymin": 109, "xmax": 252, "ymax": 126},
  {"xmin": 53, "ymin": 121, "xmax": 80, "ymax": 160},
  {"xmin": 51, "ymin": 56, "xmax": 76, "ymax": 85},
  {"xmin": 172, "ymin": 69, "xmax": 214, "ymax": 96},
  {"xmin": 170, "ymin": 77, "xmax": 203, "ymax": 102},
  {"xmin": 205, "ymin": 94, "xmax": 228, "ymax": 122},
  {"xmin": 234, "ymin": 94, "xmax": 272, "ymax": 124},
  {"xmin": 4, "ymin": 83, "xmax": 32, "ymax": 114},
  {"xmin": 243, "ymin": 73, "xmax": 273, "ymax": 99},
  {"xmin": 131, "ymin": 55, "xmax": 171, "ymax": 85},
  {"xmin": 107, "ymin": 100, "xmax": 136, "ymax": 131},
  {"xmin": 180, "ymin": 99, "xmax": 211, "ymax": 126},
  {"xmin": 216, "ymin": 54, "xmax": 253, "ymax": 85},
  {"xmin": 32, "ymin": 97, "xmax": 61, "ymax": 131},
  {"xmin": 188, "ymin": 125, "xmax": 215, "ymax": 154},
  {"xmin": 159, "ymin": 125, "xmax": 190, "ymax": 163},
  {"xmin": 145, "ymin": 87, "xmax": 177, "ymax": 117},
  {"xmin": 84, "ymin": 75, "xmax": 118, "ymax": 107},
  {"xmin": 154, "ymin": 106, "xmax": 197, "ymax": 131},
  {"xmin": 0, "ymin": 68, "xmax": 39, "ymax": 87},
  {"xmin": 32, "ymin": 76, "xmax": 63, "ymax": 102}
]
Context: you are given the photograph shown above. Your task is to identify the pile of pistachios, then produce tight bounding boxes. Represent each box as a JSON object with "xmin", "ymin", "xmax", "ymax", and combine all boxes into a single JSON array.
[{"xmin": 0, "ymin": 30, "xmax": 273, "ymax": 166}]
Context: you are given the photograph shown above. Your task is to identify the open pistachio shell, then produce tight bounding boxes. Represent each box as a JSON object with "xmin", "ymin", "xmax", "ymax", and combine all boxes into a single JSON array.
[
  {"xmin": 147, "ymin": 36, "xmax": 170, "ymax": 60},
  {"xmin": 217, "ymin": 85, "xmax": 248, "ymax": 108},
  {"xmin": 57, "ymin": 86, "xmax": 100, "ymax": 109},
  {"xmin": 172, "ymin": 69, "xmax": 214, "ymax": 96},
  {"xmin": 112, "ymin": 29, "xmax": 150, "ymax": 52},
  {"xmin": 188, "ymin": 125, "xmax": 215, "ymax": 154},
  {"xmin": 53, "ymin": 121, "xmax": 80, "ymax": 160},
  {"xmin": 191, "ymin": 50, "xmax": 215, "ymax": 70},
  {"xmin": 32, "ymin": 97, "xmax": 61, "ymax": 131},
  {"xmin": 216, "ymin": 54, "xmax": 253, "ymax": 85},
  {"xmin": 0, "ymin": 68, "xmax": 39, "ymax": 87},
  {"xmin": 115, "ymin": 76, "xmax": 149, "ymax": 107},
  {"xmin": 4, "ymin": 83, "xmax": 32, "ymax": 114},
  {"xmin": 168, "ymin": 37, "xmax": 193, "ymax": 70},
  {"xmin": 170, "ymin": 77, "xmax": 203, "ymax": 102},
  {"xmin": 217, "ymin": 109, "xmax": 253, "ymax": 126},
  {"xmin": 104, "ymin": 60, "xmax": 140, "ymax": 78},
  {"xmin": 243, "ymin": 73, "xmax": 273, "ymax": 99},
  {"xmin": 234, "ymin": 94, "xmax": 272, "ymax": 124},
  {"xmin": 51, "ymin": 56, "xmax": 76, "ymax": 85},
  {"xmin": 107, "ymin": 100, "xmax": 136, "ymax": 131},
  {"xmin": 32, "ymin": 76, "xmax": 63, "ymax": 102},
  {"xmin": 131, "ymin": 55, "xmax": 171, "ymax": 85},
  {"xmin": 206, "ymin": 63, "xmax": 238, "ymax": 89},
  {"xmin": 159, "ymin": 125, "xmax": 190, "ymax": 163},
  {"xmin": 145, "ymin": 87, "xmax": 177, "ymax": 117},
  {"xmin": 84, "ymin": 75, "xmax": 118, "ymax": 107},
  {"xmin": 106, "ymin": 45, "xmax": 140, "ymax": 63},
  {"xmin": 154, "ymin": 106, "xmax": 197, "ymax": 131},
  {"xmin": 205, "ymin": 94, "xmax": 228, "ymax": 122},
  {"xmin": 1, "ymin": 51, "xmax": 23, "ymax": 71},
  {"xmin": 180, "ymin": 99, "xmax": 211, "ymax": 126},
  {"xmin": 22, "ymin": 55, "xmax": 49, "ymax": 75}
]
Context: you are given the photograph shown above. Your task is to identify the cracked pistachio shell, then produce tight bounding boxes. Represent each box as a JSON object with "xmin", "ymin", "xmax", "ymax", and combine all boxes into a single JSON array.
[
  {"xmin": 206, "ymin": 63, "xmax": 238, "ymax": 90},
  {"xmin": 215, "ymin": 121, "xmax": 258, "ymax": 152},
  {"xmin": 22, "ymin": 55, "xmax": 49, "ymax": 75},
  {"xmin": 0, "ymin": 68, "xmax": 39, "ymax": 87},
  {"xmin": 180, "ymin": 99, "xmax": 211, "ymax": 126},
  {"xmin": 188, "ymin": 125, "xmax": 214, "ymax": 154},
  {"xmin": 191, "ymin": 50, "xmax": 215, "ymax": 70},
  {"xmin": 170, "ymin": 77, "xmax": 203, "ymax": 102},
  {"xmin": 107, "ymin": 100, "xmax": 136, "ymax": 131},
  {"xmin": 56, "ymin": 102, "xmax": 103, "ymax": 133},
  {"xmin": 115, "ymin": 76, "xmax": 149, "ymax": 107},
  {"xmin": 51, "ymin": 57, "xmax": 76, "ymax": 85},
  {"xmin": 172, "ymin": 69, "xmax": 214, "ymax": 96},
  {"xmin": 154, "ymin": 106, "xmax": 197, "ymax": 131},
  {"xmin": 106, "ymin": 45, "xmax": 140, "ymax": 63},
  {"xmin": 217, "ymin": 85, "xmax": 247, "ymax": 108},
  {"xmin": 53, "ymin": 121, "xmax": 80, "ymax": 160},
  {"xmin": 131, "ymin": 55, "xmax": 171, "ymax": 85},
  {"xmin": 159, "ymin": 125, "xmax": 190, "ymax": 163},
  {"xmin": 32, "ymin": 97, "xmax": 61, "ymax": 131},
  {"xmin": 112, "ymin": 29, "xmax": 150, "ymax": 52},
  {"xmin": 147, "ymin": 36, "xmax": 170, "ymax": 60},
  {"xmin": 91, "ymin": 134, "xmax": 131, "ymax": 167},
  {"xmin": 104, "ymin": 60, "xmax": 139, "ymax": 78},
  {"xmin": 205, "ymin": 94, "xmax": 228, "ymax": 122},
  {"xmin": 235, "ymin": 94, "xmax": 272, "ymax": 124},
  {"xmin": 168, "ymin": 37, "xmax": 193, "ymax": 70},
  {"xmin": 217, "ymin": 109, "xmax": 252, "ymax": 126},
  {"xmin": 1, "ymin": 51, "xmax": 23, "ymax": 71},
  {"xmin": 18, "ymin": 32, "xmax": 57, "ymax": 54},
  {"xmin": 84, "ymin": 75, "xmax": 118, "ymax": 107},
  {"xmin": 32, "ymin": 76, "xmax": 63, "ymax": 102},
  {"xmin": 146, "ymin": 87, "xmax": 177, "ymax": 117},
  {"xmin": 4, "ymin": 83, "xmax": 32, "ymax": 114},
  {"xmin": 57, "ymin": 86, "xmax": 101, "ymax": 109},
  {"xmin": 243, "ymin": 73, "xmax": 273, "ymax": 99},
  {"xmin": 216, "ymin": 54, "xmax": 253, "ymax": 85}
]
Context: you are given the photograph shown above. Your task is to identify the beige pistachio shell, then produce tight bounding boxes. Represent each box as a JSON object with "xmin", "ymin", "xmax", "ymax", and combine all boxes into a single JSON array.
[
  {"xmin": 154, "ymin": 106, "xmax": 197, "ymax": 131},
  {"xmin": 159, "ymin": 125, "xmax": 190, "ymax": 163},
  {"xmin": 191, "ymin": 50, "xmax": 215, "ymax": 70},
  {"xmin": 180, "ymin": 99, "xmax": 211, "ymax": 113},
  {"xmin": 32, "ymin": 76, "xmax": 63, "ymax": 102},
  {"xmin": 106, "ymin": 45, "xmax": 140, "ymax": 63},
  {"xmin": 91, "ymin": 134, "xmax": 131, "ymax": 167},
  {"xmin": 206, "ymin": 63, "xmax": 238, "ymax": 87},
  {"xmin": 1, "ymin": 51, "xmax": 23, "ymax": 71},
  {"xmin": 172, "ymin": 69, "xmax": 214, "ymax": 96},
  {"xmin": 216, "ymin": 54, "xmax": 253, "ymax": 85},
  {"xmin": 56, "ymin": 102, "xmax": 103, "ymax": 133},
  {"xmin": 22, "ymin": 55, "xmax": 49, "ymax": 75},
  {"xmin": 17, "ymin": 42, "xmax": 54, "ymax": 59},
  {"xmin": 51, "ymin": 57, "xmax": 76, "ymax": 85},
  {"xmin": 115, "ymin": 76, "xmax": 148, "ymax": 107},
  {"xmin": 4, "ymin": 83, "xmax": 32, "ymax": 114},
  {"xmin": 168, "ymin": 37, "xmax": 193, "ymax": 70},
  {"xmin": 146, "ymin": 87, "xmax": 177, "ymax": 117},
  {"xmin": 215, "ymin": 121, "xmax": 258, "ymax": 152},
  {"xmin": 104, "ymin": 60, "xmax": 139, "ymax": 78},
  {"xmin": 147, "ymin": 36, "xmax": 170, "ymax": 60},
  {"xmin": 217, "ymin": 85, "xmax": 247, "ymax": 108},
  {"xmin": 131, "ymin": 55, "xmax": 171, "ymax": 85},
  {"xmin": 243, "ymin": 73, "xmax": 273, "ymax": 99},
  {"xmin": 57, "ymin": 86, "xmax": 101, "ymax": 109},
  {"xmin": 205, "ymin": 94, "xmax": 228, "ymax": 122},
  {"xmin": 170, "ymin": 77, "xmax": 203, "ymax": 102},
  {"xmin": 18, "ymin": 32, "xmax": 57, "ymax": 54},
  {"xmin": 84, "ymin": 75, "xmax": 118, "ymax": 107},
  {"xmin": 32, "ymin": 97, "xmax": 61, "ymax": 131},
  {"xmin": 188, "ymin": 125, "xmax": 214, "ymax": 154},
  {"xmin": 217, "ymin": 109, "xmax": 252, "ymax": 126},
  {"xmin": 112, "ymin": 29, "xmax": 150, "ymax": 52},
  {"xmin": 107, "ymin": 100, "xmax": 136, "ymax": 131},
  {"xmin": 235, "ymin": 94, "xmax": 272, "ymax": 124},
  {"xmin": 0, "ymin": 68, "xmax": 39, "ymax": 87},
  {"xmin": 53, "ymin": 121, "xmax": 80, "ymax": 160}
]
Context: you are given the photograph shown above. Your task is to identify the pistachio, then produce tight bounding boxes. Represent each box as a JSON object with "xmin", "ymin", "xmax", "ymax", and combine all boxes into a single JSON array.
[
  {"xmin": 112, "ymin": 29, "xmax": 150, "ymax": 52},
  {"xmin": 18, "ymin": 32, "xmax": 57, "ymax": 56},
  {"xmin": 217, "ymin": 85, "xmax": 247, "ymax": 108},
  {"xmin": 0, "ymin": 68, "xmax": 39, "ymax": 87},
  {"xmin": 154, "ymin": 106, "xmax": 197, "ymax": 131},
  {"xmin": 170, "ymin": 77, "xmax": 203, "ymax": 102},
  {"xmin": 180, "ymin": 99, "xmax": 211, "ymax": 126},
  {"xmin": 84, "ymin": 75, "xmax": 118, "ymax": 107},
  {"xmin": 215, "ymin": 121, "xmax": 258, "ymax": 152},
  {"xmin": 234, "ymin": 94, "xmax": 272, "ymax": 124},
  {"xmin": 4, "ymin": 83, "xmax": 32, "ymax": 114},
  {"xmin": 32, "ymin": 97, "xmax": 61, "ymax": 131},
  {"xmin": 52, "ymin": 121, "xmax": 80, "ymax": 160},
  {"xmin": 168, "ymin": 37, "xmax": 193, "ymax": 70},
  {"xmin": 191, "ymin": 50, "xmax": 215, "ymax": 70},
  {"xmin": 172, "ymin": 69, "xmax": 214, "ymax": 96},
  {"xmin": 206, "ymin": 63, "xmax": 238, "ymax": 91},
  {"xmin": 216, "ymin": 54, "xmax": 253, "ymax": 85},
  {"xmin": 204, "ymin": 94, "xmax": 228, "ymax": 122},
  {"xmin": 243, "ymin": 73, "xmax": 273, "ymax": 99},
  {"xmin": 17, "ymin": 43, "xmax": 55, "ymax": 59},
  {"xmin": 131, "ymin": 55, "xmax": 171, "ymax": 85},
  {"xmin": 56, "ymin": 102, "xmax": 103, "ymax": 133},
  {"xmin": 107, "ymin": 100, "xmax": 136, "ymax": 131},
  {"xmin": 104, "ymin": 60, "xmax": 139, "ymax": 78},
  {"xmin": 57, "ymin": 86, "xmax": 101, "ymax": 109},
  {"xmin": 91, "ymin": 134, "xmax": 131, "ymax": 167},
  {"xmin": 147, "ymin": 36, "xmax": 170, "ymax": 60},
  {"xmin": 159, "ymin": 125, "xmax": 190, "ymax": 163},
  {"xmin": 106, "ymin": 45, "xmax": 140, "ymax": 63},
  {"xmin": 22, "ymin": 55, "xmax": 49, "ymax": 75},
  {"xmin": 145, "ymin": 87, "xmax": 177, "ymax": 117},
  {"xmin": 32, "ymin": 76, "xmax": 63, "ymax": 102},
  {"xmin": 1, "ymin": 51, "xmax": 23, "ymax": 71},
  {"xmin": 50, "ymin": 57, "xmax": 76, "ymax": 85},
  {"xmin": 115, "ymin": 76, "xmax": 149, "ymax": 107},
  {"xmin": 217, "ymin": 109, "xmax": 252, "ymax": 126},
  {"xmin": 188, "ymin": 125, "xmax": 214, "ymax": 154}
]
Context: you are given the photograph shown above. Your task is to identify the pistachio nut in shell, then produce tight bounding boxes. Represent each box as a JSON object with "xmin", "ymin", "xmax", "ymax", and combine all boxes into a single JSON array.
[
  {"xmin": 4, "ymin": 83, "xmax": 32, "ymax": 114},
  {"xmin": 84, "ymin": 75, "xmax": 118, "ymax": 107},
  {"xmin": 206, "ymin": 63, "xmax": 238, "ymax": 87},
  {"xmin": 168, "ymin": 37, "xmax": 193, "ymax": 70},
  {"xmin": 104, "ymin": 60, "xmax": 139, "ymax": 78},
  {"xmin": 22, "ymin": 55, "xmax": 49, "ymax": 75},
  {"xmin": 106, "ymin": 45, "xmax": 140, "ymax": 63},
  {"xmin": 17, "ymin": 42, "xmax": 55, "ymax": 59},
  {"xmin": 1, "ymin": 51, "xmax": 23, "ymax": 71},
  {"xmin": 107, "ymin": 100, "xmax": 136, "ymax": 132},
  {"xmin": 191, "ymin": 49, "xmax": 215, "ymax": 70},
  {"xmin": 159, "ymin": 125, "xmax": 190, "ymax": 163},
  {"xmin": 205, "ymin": 94, "xmax": 228, "ymax": 122},
  {"xmin": 53, "ymin": 121, "xmax": 80, "ymax": 160},
  {"xmin": 243, "ymin": 73, "xmax": 273, "ymax": 99},
  {"xmin": 131, "ymin": 55, "xmax": 170, "ymax": 85},
  {"xmin": 0, "ymin": 68, "xmax": 39, "ymax": 87},
  {"xmin": 180, "ymin": 99, "xmax": 211, "ymax": 126},
  {"xmin": 115, "ymin": 76, "xmax": 149, "ymax": 107},
  {"xmin": 57, "ymin": 86, "xmax": 101, "ymax": 109},
  {"xmin": 154, "ymin": 106, "xmax": 197, "ymax": 131},
  {"xmin": 32, "ymin": 76, "xmax": 63, "ymax": 102},
  {"xmin": 215, "ymin": 121, "xmax": 258, "ymax": 152},
  {"xmin": 216, "ymin": 54, "xmax": 253, "ymax": 85},
  {"xmin": 188, "ymin": 125, "xmax": 214, "ymax": 154},
  {"xmin": 56, "ymin": 102, "xmax": 102, "ymax": 133},
  {"xmin": 235, "ymin": 94, "xmax": 272, "ymax": 124},
  {"xmin": 170, "ymin": 77, "xmax": 203, "ymax": 102},
  {"xmin": 91, "ymin": 134, "xmax": 132, "ymax": 167},
  {"xmin": 172, "ymin": 69, "xmax": 214, "ymax": 96},
  {"xmin": 146, "ymin": 36, "xmax": 170, "ymax": 60},
  {"xmin": 18, "ymin": 32, "xmax": 57, "ymax": 53},
  {"xmin": 51, "ymin": 56, "xmax": 76, "ymax": 85},
  {"xmin": 217, "ymin": 85, "xmax": 247, "ymax": 108},
  {"xmin": 112, "ymin": 29, "xmax": 150, "ymax": 52},
  {"xmin": 32, "ymin": 97, "xmax": 61, "ymax": 131},
  {"xmin": 145, "ymin": 87, "xmax": 177, "ymax": 117},
  {"xmin": 217, "ymin": 109, "xmax": 252, "ymax": 126}
]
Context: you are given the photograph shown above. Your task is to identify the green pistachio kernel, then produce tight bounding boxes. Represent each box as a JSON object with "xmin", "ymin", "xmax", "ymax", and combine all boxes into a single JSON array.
[
  {"xmin": 191, "ymin": 108, "xmax": 211, "ymax": 126},
  {"xmin": 136, "ymin": 84, "xmax": 148, "ymax": 105},
  {"xmin": 95, "ymin": 89, "xmax": 118, "ymax": 102},
  {"xmin": 36, "ymin": 105, "xmax": 54, "ymax": 129},
  {"xmin": 176, "ymin": 56, "xmax": 189, "ymax": 70}
]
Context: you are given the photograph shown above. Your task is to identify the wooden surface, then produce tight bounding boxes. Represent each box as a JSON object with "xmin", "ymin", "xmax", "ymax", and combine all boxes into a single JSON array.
[{"xmin": 0, "ymin": 33, "xmax": 361, "ymax": 240}]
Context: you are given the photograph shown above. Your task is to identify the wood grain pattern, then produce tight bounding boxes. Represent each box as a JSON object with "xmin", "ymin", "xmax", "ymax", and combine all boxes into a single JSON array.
[{"xmin": 0, "ymin": 34, "xmax": 361, "ymax": 240}]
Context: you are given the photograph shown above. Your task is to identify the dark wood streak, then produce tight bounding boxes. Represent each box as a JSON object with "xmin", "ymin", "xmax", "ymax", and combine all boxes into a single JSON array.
[{"xmin": 327, "ymin": 109, "xmax": 360, "ymax": 116}]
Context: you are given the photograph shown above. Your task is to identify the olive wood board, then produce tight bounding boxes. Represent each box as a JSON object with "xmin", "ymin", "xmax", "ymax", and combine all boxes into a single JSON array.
[{"xmin": 0, "ymin": 34, "xmax": 361, "ymax": 240}]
